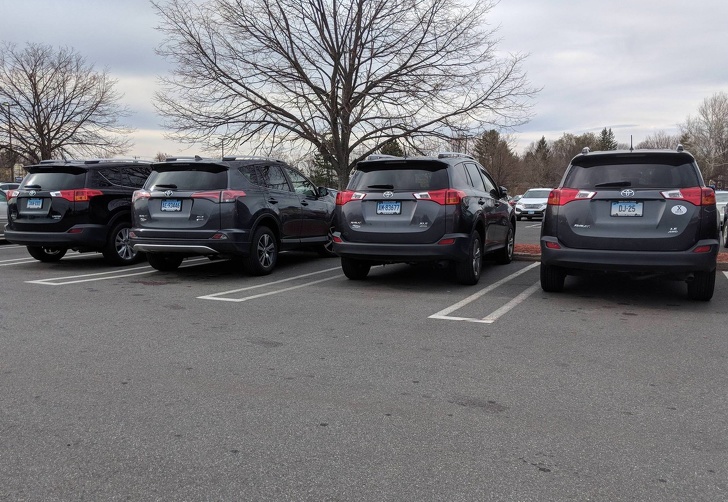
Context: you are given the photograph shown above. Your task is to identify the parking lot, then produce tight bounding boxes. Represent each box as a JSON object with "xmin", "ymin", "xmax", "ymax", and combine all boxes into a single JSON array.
[{"xmin": 2, "ymin": 231, "xmax": 727, "ymax": 500}]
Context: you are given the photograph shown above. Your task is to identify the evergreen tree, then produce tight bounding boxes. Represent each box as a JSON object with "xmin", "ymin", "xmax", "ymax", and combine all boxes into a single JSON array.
[
  {"xmin": 597, "ymin": 128, "xmax": 618, "ymax": 150},
  {"xmin": 379, "ymin": 139, "xmax": 404, "ymax": 157},
  {"xmin": 308, "ymin": 152, "xmax": 339, "ymax": 188}
]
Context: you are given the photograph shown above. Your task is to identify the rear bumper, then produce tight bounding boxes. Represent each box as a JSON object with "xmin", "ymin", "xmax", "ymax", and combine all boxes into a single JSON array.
[
  {"xmin": 540, "ymin": 237, "xmax": 719, "ymax": 273},
  {"xmin": 129, "ymin": 228, "xmax": 251, "ymax": 256},
  {"xmin": 4, "ymin": 224, "xmax": 108, "ymax": 249},
  {"xmin": 331, "ymin": 232, "xmax": 471, "ymax": 263}
]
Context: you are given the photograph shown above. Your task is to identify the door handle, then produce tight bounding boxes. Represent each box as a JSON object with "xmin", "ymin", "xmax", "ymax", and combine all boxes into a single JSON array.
[
  {"xmin": 267, "ymin": 198, "xmax": 278, "ymax": 204},
  {"xmin": 301, "ymin": 201, "xmax": 309, "ymax": 206}
]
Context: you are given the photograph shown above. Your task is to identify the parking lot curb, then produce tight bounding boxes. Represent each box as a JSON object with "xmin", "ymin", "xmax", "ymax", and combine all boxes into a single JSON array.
[{"xmin": 513, "ymin": 253, "xmax": 728, "ymax": 270}]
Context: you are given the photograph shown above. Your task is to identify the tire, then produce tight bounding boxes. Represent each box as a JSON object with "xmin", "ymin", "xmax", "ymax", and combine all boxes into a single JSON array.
[
  {"xmin": 147, "ymin": 253, "xmax": 183, "ymax": 272},
  {"xmin": 27, "ymin": 246, "xmax": 67, "ymax": 262},
  {"xmin": 516, "ymin": 215, "xmax": 521, "ymax": 221},
  {"xmin": 493, "ymin": 225, "xmax": 514, "ymax": 265},
  {"xmin": 687, "ymin": 269, "xmax": 715, "ymax": 301},
  {"xmin": 316, "ymin": 231, "xmax": 337, "ymax": 258},
  {"xmin": 245, "ymin": 226, "xmax": 277, "ymax": 275},
  {"xmin": 341, "ymin": 257, "xmax": 371, "ymax": 280},
  {"xmin": 102, "ymin": 221, "xmax": 140, "ymax": 266},
  {"xmin": 540, "ymin": 263, "xmax": 566, "ymax": 292},
  {"xmin": 455, "ymin": 230, "xmax": 482, "ymax": 285}
]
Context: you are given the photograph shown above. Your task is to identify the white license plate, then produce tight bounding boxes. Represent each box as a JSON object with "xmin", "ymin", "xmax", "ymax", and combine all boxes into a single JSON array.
[
  {"xmin": 376, "ymin": 201, "xmax": 401, "ymax": 215},
  {"xmin": 27, "ymin": 198, "xmax": 43, "ymax": 209},
  {"xmin": 161, "ymin": 199, "xmax": 182, "ymax": 212},
  {"xmin": 611, "ymin": 201, "xmax": 643, "ymax": 217}
]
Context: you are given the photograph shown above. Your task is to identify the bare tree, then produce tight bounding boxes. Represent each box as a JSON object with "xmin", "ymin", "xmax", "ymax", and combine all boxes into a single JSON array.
[
  {"xmin": 680, "ymin": 92, "xmax": 728, "ymax": 181},
  {"xmin": 152, "ymin": 0, "xmax": 537, "ymax": 187},
  {"xmin": 0, "ymin": 42, "xmax": 133, "ymax": 163},
  {"xmin": 636, "ymin": 130, "xmax": 681, "ymax": 149}
]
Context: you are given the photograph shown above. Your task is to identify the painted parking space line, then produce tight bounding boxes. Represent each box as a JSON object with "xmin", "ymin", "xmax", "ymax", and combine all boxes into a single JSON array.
[
  {"xmin": 0, "ymin": 257, "xmax": 37, "ymax": 266},
  {"xmin": 429, "ymin": 262, "xmax": 539, "ymax": 324},
  {"xmin": 25, "ymin": 257, "xmax": 211, "ymax": 285},
  {"xmin": 198, "ymin": 266, "xmax": 342, "ymax": 302}
]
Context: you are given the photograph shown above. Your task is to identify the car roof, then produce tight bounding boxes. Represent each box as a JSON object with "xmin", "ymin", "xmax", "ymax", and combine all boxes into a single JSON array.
[
  {"xmin": 154, "ymin": 156, "xmax": 288, "ymax": 168},
  {"xmin": 27, "ymin": 159, "xmax": 152, "ymax": 170}
]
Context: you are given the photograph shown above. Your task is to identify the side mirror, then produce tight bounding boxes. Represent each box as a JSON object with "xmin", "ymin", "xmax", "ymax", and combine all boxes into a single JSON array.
[
  {"xmin": 499, "ymin": 186, "xmax": 508, "ymax": 198},
  {"xmin": 318, "ymin": 187, "xmax": 329, "ymax": 197}
]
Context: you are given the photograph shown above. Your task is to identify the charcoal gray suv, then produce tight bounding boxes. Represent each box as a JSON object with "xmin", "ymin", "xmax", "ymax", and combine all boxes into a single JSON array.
[
  {"xmin": 5, "ymin": 159, "xmax": 152, "ymax": 265},
  {"xmin": 540, "ymin": 146, "xmax": 719, "ymax": 300},
  {"xmin": 331, "ymin": 153, "xmax": 515, "ymax": 285},
  {"xmin": 129, "ymin": 156, "xmax": 335, "ymax": 274}
]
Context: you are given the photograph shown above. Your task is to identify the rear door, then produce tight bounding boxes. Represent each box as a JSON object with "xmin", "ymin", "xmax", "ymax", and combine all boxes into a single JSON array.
[
  {"xmin": 557, "ymin": 158, "xmax": 704, "ymax": 251},
  {"xmin": 340, "ymin": 160, "xmax": 451, "ymax": 244},
  {"xmin": 10, "ymin": 167, "xmax": 88, "ymax": 232},
  {"xmin": 140, "ymin": 163, "xmax": 228, "ymax": 233},
  {"xmin": 257, "ymin": 163, "xmax": 301, "ymax": 240}
]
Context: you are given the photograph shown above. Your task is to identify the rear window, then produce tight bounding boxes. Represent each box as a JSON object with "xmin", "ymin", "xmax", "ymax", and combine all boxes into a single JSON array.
[
  {"xmin": 564, "ymin": 162, "xmax": 700, "ymax": 189},
  {"xmin": 145, "ymin": 165, "xmax": 228, "ymax": 191},
  {"xmin": 348, "ymin": 161, "xmax": 449, "ymax": 191},
  {"xmin": 22, "ymin": 170, "xmax": 86, "ymax": 190}
]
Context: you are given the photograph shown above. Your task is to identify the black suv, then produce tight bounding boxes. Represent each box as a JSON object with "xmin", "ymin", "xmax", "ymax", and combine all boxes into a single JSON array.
[
  {"xmin": 540, "ymin": 146, "xmax": 719, "ymax": 300},
  {"xmin": 129, "ymin": 156, "xmax": 335, "ymax": 274},
  {"xmin": 5, "ymin": 159, "xmax": 152, "ymax": 265},
  {"xmin": 331, "ymin": 153, "xmax": 515, "ymax": 284}
]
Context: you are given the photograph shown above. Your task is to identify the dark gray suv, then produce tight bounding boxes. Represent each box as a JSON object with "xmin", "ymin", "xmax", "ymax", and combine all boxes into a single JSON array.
[
  {"xmin": 540, "ymin": 146, "xmax": 719, "ymax": 300},
  {"xmin": 331, "ymin": 153, "xmax": 515, "ymax": 284},
  {"xmin": 129, "ymin": 156, "xmax": 335, "ymax": 274}
]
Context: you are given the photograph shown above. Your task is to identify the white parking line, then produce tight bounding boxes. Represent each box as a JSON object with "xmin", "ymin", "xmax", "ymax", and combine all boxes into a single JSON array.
[
  {"xmin": 198, "ymin": 267, "xmax": 342, "ymax": 302},
  {"xmin": 25, "ymin": 257, "xmax": 211, "ymax": 285},
  {"xmin": 0, "ymin": 257, "xmax": 37, "ymax": 266},
  {"xmin": 429, "ymin": 262, "xmax": 539, "ymax": 324}
]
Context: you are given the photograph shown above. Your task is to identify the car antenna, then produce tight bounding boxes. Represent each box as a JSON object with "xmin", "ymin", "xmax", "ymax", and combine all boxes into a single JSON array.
[{"xmin": 630, "ymin": 135, "xmax": 634, "ymax": 152}]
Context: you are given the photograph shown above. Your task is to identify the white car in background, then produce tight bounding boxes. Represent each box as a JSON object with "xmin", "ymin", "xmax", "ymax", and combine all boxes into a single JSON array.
[
  {"xmin": 714, "ymin": 190, "xmax": 728, "ymax": 231},
  {"xmin": 514, "ymin": 187, "xmax": 552, "ymax": 220},
  {"xmin": 0, "ymin": 189, "xmax": 8, "ymax": 241}
]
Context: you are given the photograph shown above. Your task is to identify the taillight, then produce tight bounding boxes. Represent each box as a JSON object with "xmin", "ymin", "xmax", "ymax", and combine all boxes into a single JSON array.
[
  {"xmin": 660, "ymin": 187, "xmax": 711, "ymax": 206},
  {"xmin": 190, "ymin": 190, "xmax": 246, "ymax": 203},
  {"xmin": 336, "ymin": 190, "xmax": 366, "ymax": 205},
  {"xmin": 132, "ymin": 190, "xmax": 151, "ymax": 202},
  {"xmin": 414, "ymin": 189, "xmax": 465, "ymax": 205},
  {"xmin": 548, "ymin": 188, "xmax": 596, "ymax": 206},
  {"xmin": 8, "ymin": 189, "xmax": 19, "ymax": 199},
  {"xmin": 52, "ymin": 189, "xmax": 104, "ymax": 202}
]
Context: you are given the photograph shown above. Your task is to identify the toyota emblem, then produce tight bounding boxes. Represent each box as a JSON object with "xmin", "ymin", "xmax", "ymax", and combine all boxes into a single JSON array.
[
  {"xmin": 620, "ymin": 189, "xmax": 635, "ymax": 197},
  {"xmin": 164, "ymin": 190, "xmax": 174, "ymax": 197},
  {"xmin": 383, "ymin": 191, "xmax": 394, "ymax": 198}
]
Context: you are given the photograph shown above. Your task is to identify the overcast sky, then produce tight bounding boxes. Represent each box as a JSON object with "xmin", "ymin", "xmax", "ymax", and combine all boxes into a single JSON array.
[{"xmin": 2, "ymin": 0, "xmax": 727, "ymax": 158}]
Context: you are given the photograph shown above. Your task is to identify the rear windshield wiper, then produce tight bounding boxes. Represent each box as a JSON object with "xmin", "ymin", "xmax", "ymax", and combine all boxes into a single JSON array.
[
  {"xmin": 154, "ymin": 184, "xmax": 178, "ymax": 189},
  {"xmin": 367, "ymin": 184, "xmax": 394, "ymax": 189},
  {"xmin": 594, "ymin": 181, "xmax": 632, "ymax": 187},
  {"xmin": 23, "ymin": 184, "xmax": 41, "ymax": 189}
]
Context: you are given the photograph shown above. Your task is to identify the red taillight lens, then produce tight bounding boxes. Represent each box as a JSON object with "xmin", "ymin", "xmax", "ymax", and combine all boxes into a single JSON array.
[
  {"xmin": 544, "ymin": 241, "xmax": 561, "ymax": 249},
  {"xmin": 660, "ymin": 187, "xmax": 707, "ymax": 206},
  {"xmin": 548, "ymin": 188, "xmax": 596, "ymax": 206},
  {"xmin": 132, "ymin": 190, "xmax": 151, "ymax": 202},
  {"xmin": 414, "ymin": 189, "xmax": 465, "ymax": 205},
  {"xmin": 8, "ymin": 189, "xmax": 19, "ymax": 199},
  {"xmin": 53, "ymin": 189, "xmax": 103, "ymax": 202},
  {"xmin": 693, "ymin": 245, "xmax": 712, "ymax": 253},
  {"xmin": 336, "ymin": 190, "xmax": 366, "ymax": 205},
  {"xmin": 190, "ymin": 190, "xmax": 245, "ymax": 203}
]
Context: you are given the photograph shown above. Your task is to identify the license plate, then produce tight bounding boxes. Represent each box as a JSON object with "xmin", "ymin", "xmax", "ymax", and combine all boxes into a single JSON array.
[
  {"xmin": 27, "ymin": 198, "xmax": 43, "ymax": 209},
  {"xmin": 528, "ymin": 211, "xmax": 534, "ymax": 214},
  {"xmin": 161, "ymin": 199, "xmax": 182, "ymax": 212},
  {"xmin": 376, "ymin": 201, "xmax": 401, "ymax": 215},
  {"xmin": 611, "ymin": 201, "xmax": 643, "ymax": 217}
]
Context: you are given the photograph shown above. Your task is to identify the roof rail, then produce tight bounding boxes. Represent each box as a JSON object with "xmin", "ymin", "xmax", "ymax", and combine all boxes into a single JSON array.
[
  {"xmin": 367, "ymin": 154, "xmax": 402, "ymax": 161},
  {"xmin": 163, "ymin": 155, "xmax": 208, "ymax": 162},
  {"xmin": 437, "ymin": 152, "xmax": 474, "ymax": 160},
  {"xmin": 221, "ymin": 155, "xmax": 278, "ymax": 162},
  {"xmin": 82, "ymin": 158, "xmax": 152, "ymax": 164},
  {"xmin": 581, "ymin": 147, "xmax": 590, "ymax": 155}
]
